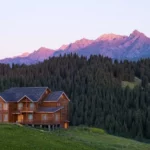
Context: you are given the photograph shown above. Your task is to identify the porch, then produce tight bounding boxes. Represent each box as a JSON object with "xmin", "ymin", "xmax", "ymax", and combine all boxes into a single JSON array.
[{"xmin": 11, "ymin": 112, "xmax": 65, "ymax": 127}]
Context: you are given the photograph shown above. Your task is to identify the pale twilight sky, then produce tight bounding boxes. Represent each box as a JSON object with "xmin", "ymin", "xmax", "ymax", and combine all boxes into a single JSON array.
[{"xmin": 0, "ymin": 0, "xmax": 150, "ymax": 59}]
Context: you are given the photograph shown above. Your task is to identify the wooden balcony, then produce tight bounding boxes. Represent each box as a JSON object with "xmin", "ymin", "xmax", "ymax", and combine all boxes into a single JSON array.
[{"xmin": 18, "ymin": 107, "xmax": 36, "ymax": 112}]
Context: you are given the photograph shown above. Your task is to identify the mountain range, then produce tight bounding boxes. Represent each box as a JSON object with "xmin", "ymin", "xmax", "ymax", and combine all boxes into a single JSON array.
[{"xmin": 1, "ymin": 30, "xmax": 150, "ymax": 65}]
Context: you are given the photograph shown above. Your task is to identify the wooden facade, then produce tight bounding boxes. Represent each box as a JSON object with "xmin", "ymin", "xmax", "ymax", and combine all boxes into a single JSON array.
[{"xmin": 0, "ymin": 87, "xmax": 70, "ymax": 129}]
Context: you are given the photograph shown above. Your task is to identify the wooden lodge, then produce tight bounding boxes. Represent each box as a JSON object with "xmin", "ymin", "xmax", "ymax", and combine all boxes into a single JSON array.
[{"xmin": 0, "ymin": 87, "xmax": 70, "ymax": 129}]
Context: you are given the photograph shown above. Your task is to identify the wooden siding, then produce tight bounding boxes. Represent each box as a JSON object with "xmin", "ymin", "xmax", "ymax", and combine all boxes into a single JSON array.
[
  {"xmin": 17, "ymin": 97, "xmax": 38, "ymax": 112},
  {"xmin": 58, "ymin": 94, "xmax": 69, "ymax": 126},
  {"xmin": 0, "ymin": 97, "xmax": 9, "ymax": 122},
  {"xmin": 19, "ymin": 97, "xmax": 32, "ymax": 103},
  {"xmin": 9, "ymin": 102, "xmax": 17, "ymax": 122},
  {"xmin": 0, "ymin": 89, "xmax": 69, "ymax": 128},
  {"xmin": 40, "ymin": 102, "xmax": 57, "ymax": 107},
  {"xmin": 38, "ymin": 89, "xmax": 51, "ymax": 104},
  {"xmin": 16, "ymin": 111, "xmax": 61, "ymax": 125}
]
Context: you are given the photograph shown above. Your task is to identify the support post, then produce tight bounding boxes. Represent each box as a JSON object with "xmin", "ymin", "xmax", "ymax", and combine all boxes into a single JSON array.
[{"xmin": 48, "ymin": 125, "xmax": 51, "ymax": 131}]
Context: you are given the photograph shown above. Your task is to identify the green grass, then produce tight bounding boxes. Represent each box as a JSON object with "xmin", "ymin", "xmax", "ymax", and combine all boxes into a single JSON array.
[
  {"xmin": 0, "ymin": 124, "xmax": 150, "ymax": 150},
  {"xmin": 122, "ymin": 77, "xmax": 142, "ymax": 89}
]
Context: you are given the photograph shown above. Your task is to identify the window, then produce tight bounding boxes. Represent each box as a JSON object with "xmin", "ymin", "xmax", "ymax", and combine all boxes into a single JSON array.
[
  {"xmin": 0, "ymin": 114, "xmax": 2, "ymax": 122},
  {"xmin": 18, "ymin": 103, "xmax": 23, "ymax": 110},
  {"xmin": 42, "ymin": 114, "xmax": 47, "ymax": 121},
  {"xmin": 29, "ymin": 103, "xmax": 34, "ymax": 109},
  {"xmin": 3, "ymin": 114, "xmax": 8, "ymax": 122},
  {"xmin": 55, "ymin": 114, "xmax": 60, "ymax": 121},
  {"xmin": 28, "ymin": 114, "xmax": 33, "ymax": 120},
  {"xmin": 3, "ymin": 103, "xmax": 8, "ymax": 110},
  {"xmin": 0, "ymin": 103, "xmax": 2, "ymax": 110}
]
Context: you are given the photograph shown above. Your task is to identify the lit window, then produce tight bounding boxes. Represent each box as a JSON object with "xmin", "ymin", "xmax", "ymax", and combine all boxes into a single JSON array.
[
  {"xmin": 42, "ymin": 114, "xmax": 47, "ymax": 121},
  {"xmin": 3, "ymin": 114, "xmax": 8, "ymax": 122},
  {"xmin": 3, "ymin": 103, "xmax": 8, "ymax": 110},
  {"xmin": 28, "ymin": 114, "xmax": 33, "ymax": 120},
  {"xmin": 18, "ymin": 103, "xmax": 23, "ymax": 110}
]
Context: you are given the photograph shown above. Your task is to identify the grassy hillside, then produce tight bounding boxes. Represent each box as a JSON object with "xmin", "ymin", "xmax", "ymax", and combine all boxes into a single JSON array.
[
  {"xmin": 122, "ymin": 77, "xmax": 142, "ymax": 89},
  {"xmin": 0, "ymin": 124, "xmax": 150, "ymax": 150}
]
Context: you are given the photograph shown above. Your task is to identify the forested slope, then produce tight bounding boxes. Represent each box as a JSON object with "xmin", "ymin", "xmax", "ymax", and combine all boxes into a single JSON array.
[{"xmin": 0, "ymin": 54, "xmax": 150, "ymax": 139}]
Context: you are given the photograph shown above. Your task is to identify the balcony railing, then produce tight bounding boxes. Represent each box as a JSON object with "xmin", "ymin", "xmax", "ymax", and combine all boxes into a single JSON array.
[{"xmin": 18, "ymin": 107, "xmax": 36, "ymax": 112}]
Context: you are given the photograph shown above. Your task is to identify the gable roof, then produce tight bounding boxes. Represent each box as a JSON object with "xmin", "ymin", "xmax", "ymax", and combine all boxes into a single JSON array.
[
  {"xmin": 0, "ymin": 87, "xmax": 49, "ymax": 102},
  {"xmin": 45, "ymin": 91, "xmax": 70, "ymax": 102},
  {"xmin": 0, "ymin": 93, "xmax": 16, "ymax": 102}
]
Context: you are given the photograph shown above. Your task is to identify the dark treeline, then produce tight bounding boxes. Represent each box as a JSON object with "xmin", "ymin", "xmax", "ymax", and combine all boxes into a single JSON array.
[{"xmin": 0, "ymin": 54, "xmax": 150, "ymax": 139}]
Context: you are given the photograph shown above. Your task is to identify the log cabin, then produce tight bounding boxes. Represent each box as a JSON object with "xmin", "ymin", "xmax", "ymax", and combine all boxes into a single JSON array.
[{"xmin": 0, "ymin": 87, "xmax": 70, "ymax": 129}]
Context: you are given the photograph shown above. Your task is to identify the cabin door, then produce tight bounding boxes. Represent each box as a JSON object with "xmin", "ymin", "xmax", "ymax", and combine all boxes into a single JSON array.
[
  {"xmin": 17, "ymin": 114, "xmax": 23, "ymax": 123},
  {"xmin": 64, "ymin": 122, "xmax": 68, "ymax": 129}
]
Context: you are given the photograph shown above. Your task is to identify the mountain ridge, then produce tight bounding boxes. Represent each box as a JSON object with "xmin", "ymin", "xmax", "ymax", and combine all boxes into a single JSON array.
[{"xmin": 1, "ymin": 30, "xmax": 150, "ymax": 65}]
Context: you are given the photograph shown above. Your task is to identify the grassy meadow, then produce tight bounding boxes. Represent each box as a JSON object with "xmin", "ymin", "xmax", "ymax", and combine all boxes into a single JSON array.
[
  {"xmin": 0, "ymin": 124, "xmax": 149, "ymax": 150},
  {"xmin": 122, "ymin": 77, "xmax": 142, "ymax": 89}
]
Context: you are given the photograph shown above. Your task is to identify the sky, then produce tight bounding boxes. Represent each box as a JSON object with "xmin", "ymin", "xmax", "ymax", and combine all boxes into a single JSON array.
[{"xmin": 0, "ymin": 0, "xmax": 150, "ymax": 59}]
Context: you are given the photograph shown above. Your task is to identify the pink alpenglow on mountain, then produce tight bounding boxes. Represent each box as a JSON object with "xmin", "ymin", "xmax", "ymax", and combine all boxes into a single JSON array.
[
  {"xmin": 58, "ymin": 45, "xmax": 69, "ymax": 51},
  {"xmin": 0, "ymin": 47, "xmax": 55, "ymax": 65},
  {"xmin": 19, "ymin": 52, "xmax": 30, "ymax": 58},
  {"xmin": 1, "ymin": 30, "xmax": 150, "ymax": 65},
  {"xmin": 97, "ymin": 33, "xmax": 127, "ymax": 41},
  {"xmin": 58, "ymin": 38, "xmax": 93, "ymax": 52},
  {"xmin": 27, "ymin": 47, "xmax": 55, "ymax": 61}
]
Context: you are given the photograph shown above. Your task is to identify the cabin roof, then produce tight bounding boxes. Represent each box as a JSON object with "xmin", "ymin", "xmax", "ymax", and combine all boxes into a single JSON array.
[
  {"xmin": 38, "ymin": 106, "xmax": 64, "ymax": 113},
  {"xmin": 0, "ymin": 93, "xmax": 16, "ymax": 102},
  {"xmin": 45, "ymin": 91, "xmax": 64, "ymax": 102},
  {"xmin": 0, "ymin": 87, "xmax": 49, "ymax": 102}
]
